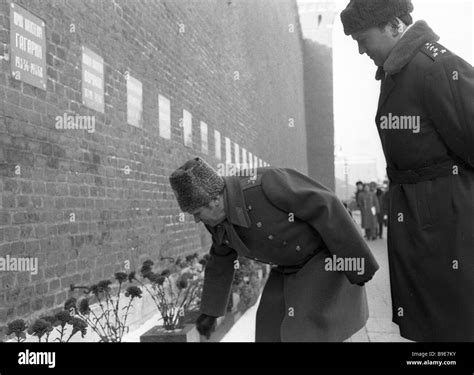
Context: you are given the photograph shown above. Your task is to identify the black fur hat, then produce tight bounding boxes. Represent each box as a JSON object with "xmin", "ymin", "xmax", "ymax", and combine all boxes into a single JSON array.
[
  {"xmin": 169, "ymin": 157, "xmax": 225, "ymax": 212},
  {"xmin": 340, "ymin": 0, "xmax": 414, "ymax": 36}
]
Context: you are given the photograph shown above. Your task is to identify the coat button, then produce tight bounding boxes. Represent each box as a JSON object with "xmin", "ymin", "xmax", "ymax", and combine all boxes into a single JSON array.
[
  {"xmin": 283, "ymin": 241, "xmax": 288, "ymax": 246},
  {"xmin": 268, "ymin": 235, "xmax": 274, "ymax": 240},
  {"xmin": 225, "ymin": 240, "xmax": 230, "ymax": 245},
  {"xmin": 256, "ymin": 222, "xmax": 262, "ymax": 228},
  {"xmin": 296, "ymin": 245, "xmax": 301, "ymax": 251},
  {"xmin": 247, "ymin": 205, "xmax": 252, "ymax": 210}
]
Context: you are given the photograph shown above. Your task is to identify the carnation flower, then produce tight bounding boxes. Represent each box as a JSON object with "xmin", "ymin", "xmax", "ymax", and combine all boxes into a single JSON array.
[
  {"xmin": 125, "ymin": 286, "xmax": 143, "ymax": 299},
  {"xmin": 160, "ymin": 269, "xmax": 170, "ymax": 277},
  {"xmin": 55, "ymin": 310, "xmax": 72, "ymax": 327},
  {"xmin": 71, "ymin": 317, "xmax": 88, "ymax": 338},
  {"xmin": 64, "ymin": 297, "xmax": 77, "ymax": 314},
  {"xmin": 127, "ymin": 271, "xmax": 136, "ymax": 283},
  {"xmin": 114, "ymin": 272, "xmax": 128, "ymax": 284},
  {"xmin": 147, "ymin": 272, "xmax": 159, "ymax": 283},
  {"xmin": 89, "ymin": 284, "xmax": 100, "ymax": 296},
  {"xmin": 97, "ymin": 280, "xmax": 112, "ymax": 291},
  {"xmin": 6, "ymin": 319, "xmax": 27, "ymax": 337},
  {"xmin": 140, "ymin": 265, "xmax": 153, "ymax": 277},
  {"xmin": 27, "ymin": 319, "xmax": 53, "ymax": 340},
  {"xmin": 155, "ymin": 275, "xmax": 166, "ymax": 285},
  {"xmin": 78, "ymin": 298, "xmax": 90, "ymax": 315}
]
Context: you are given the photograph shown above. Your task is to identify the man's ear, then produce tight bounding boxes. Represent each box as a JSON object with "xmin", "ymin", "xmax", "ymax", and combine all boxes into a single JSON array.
[
  {"xmin": 209, "ymin": 199, "xmax": 219, "ymax": 208},
  {"xmin": 390, "ymin": 17, "xmax": 404, "ymax": 37}
]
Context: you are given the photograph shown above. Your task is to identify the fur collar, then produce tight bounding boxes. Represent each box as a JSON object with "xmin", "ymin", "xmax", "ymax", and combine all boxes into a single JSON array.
[{"xmin": 376, "ymin": 20, "xmax": 439, "ymax": 80}]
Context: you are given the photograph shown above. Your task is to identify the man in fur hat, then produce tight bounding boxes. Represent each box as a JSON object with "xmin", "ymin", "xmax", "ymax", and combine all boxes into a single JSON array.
[
  {"xmin": 169, "ymin": 157, "xmax": 379, "ymax": 342},
  {"xmin": 341, "ymin": 0, "xmax": 474, "ymax": 341}
]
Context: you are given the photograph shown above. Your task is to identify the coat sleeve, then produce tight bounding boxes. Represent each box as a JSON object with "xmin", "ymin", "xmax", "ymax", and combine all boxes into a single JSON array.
[
  {"xmin": 262, "ymin": 168, "xmax": 379, "ymax": 284},
  {"xmin": 424, "ymin": 54, "xmax": 474, "ymax": 167},
  {"xmin": 199, "ymin": 226, "xmax": 237, "ymax": 317}
]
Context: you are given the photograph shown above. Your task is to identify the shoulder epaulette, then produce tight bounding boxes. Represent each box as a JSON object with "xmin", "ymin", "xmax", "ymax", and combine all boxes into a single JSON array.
[
  {"xmin": 421, "ymin": 41, "xmax": 450, "ymax": 61},
  {"xmin": 240, "ymin": 171, "xmax": 263, "ymax": 190}
]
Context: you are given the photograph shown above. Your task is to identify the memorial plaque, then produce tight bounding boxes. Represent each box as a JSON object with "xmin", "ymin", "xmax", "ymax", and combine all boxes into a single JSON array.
[
  {"xmin": 10, "ymin": 3, "xmax": 47, "ymax": 90},
  {"xmin": 200, "ymin": 121, "xmax": 208, "ymax": 154},
  {"xmin": 82, "ymin": 46, "xmax": 104, "ymax": 113},
  {"xmin": 182, "ymin": 109, "xmax": 192, "ymax": 147},
  {"xmin": 234, "ymin": 143, "xmax": 240, "ymax": 165},
  {"xmin": 214, "ymin": 130, "xmax": 222, "ymax": 160},
  {"xmin": 158, "ymin": 94, "xmax": 171, "ymax": 139},
  {"xmin": 225, "ymin": 137, "xmax": 232, "ymax": 164},
  {"xmin": 127, "ymin": 75, "xmax": 143, "ymax": 127}
]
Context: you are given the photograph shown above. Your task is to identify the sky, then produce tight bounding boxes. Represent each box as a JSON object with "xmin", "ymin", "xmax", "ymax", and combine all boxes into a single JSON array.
[{"xmin": 299, "ymin": 0, "xmax": 473, "ymax": 182}]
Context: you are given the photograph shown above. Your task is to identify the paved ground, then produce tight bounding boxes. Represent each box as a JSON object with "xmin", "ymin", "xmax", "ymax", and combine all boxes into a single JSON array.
[{"xmin": 221, "ymin": 226, "xmax": 411, "ymax": 342}]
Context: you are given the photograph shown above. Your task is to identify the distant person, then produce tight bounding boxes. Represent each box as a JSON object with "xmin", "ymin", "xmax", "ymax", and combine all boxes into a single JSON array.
[
  {"xmin": 369, "ymin": 181, "xmax": 377, "ymax": 193},
  {"xmin": 375, "ymin": 188, "xmax": 385, "ymax": 239},
  {"xmin": 357, "ymin": 184, "xmax": 379, "ymax": 240},
  {"xmin": 354, "ymin": 181, "xmax": 364, "ymax": 209}
]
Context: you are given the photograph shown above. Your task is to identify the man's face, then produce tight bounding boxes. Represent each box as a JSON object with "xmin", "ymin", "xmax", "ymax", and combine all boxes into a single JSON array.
[
  {"xmin": 352, "ymin": 25, "xmax": 397, "ymax": 67},
  {"xmin": 190, "ymin": 199, "xmax": 225, "ymax": 227}
]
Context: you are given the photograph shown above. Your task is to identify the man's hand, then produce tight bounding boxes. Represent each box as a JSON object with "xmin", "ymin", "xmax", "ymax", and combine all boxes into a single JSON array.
[
  {"xmin": 357, "ymin": 275, "xmax": 373, "ymax": 286},
  {"xmin": 196, "ymin": 313, "xmax": 217, "ymax": 339}
]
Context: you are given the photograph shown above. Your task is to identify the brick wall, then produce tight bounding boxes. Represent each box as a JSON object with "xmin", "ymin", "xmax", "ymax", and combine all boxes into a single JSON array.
[{"xmin": 0, "ymin": 0, "xmax": 310, "ymax": 335}]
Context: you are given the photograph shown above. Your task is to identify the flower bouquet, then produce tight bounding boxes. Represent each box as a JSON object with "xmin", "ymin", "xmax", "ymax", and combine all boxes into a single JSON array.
[{"xmin": 137, "ymin": 253, "xmax": 208, "ymax": 342}]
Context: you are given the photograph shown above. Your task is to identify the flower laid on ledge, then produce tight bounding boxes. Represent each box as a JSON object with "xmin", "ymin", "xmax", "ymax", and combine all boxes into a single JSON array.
[
  {"xmin": 134, "ymin": 253, "xmax": 207, "ymax": 331},
  {"xmin": 4, "ymin": 256, "xmax": 208, "ymax": 342},
  {"xmin": 5, "ymin": 306, "xmax": 89, "ymax": 343},
  {"xmin": 66, "ymin": 271, "xmax": 142, "ymax": 342},
  {"xmin": 6, "ymin": 319, "xmax": 27, "ymax": 342},
  {"xmin": 70, "ymin": 317, "xmax": 88, "ymax": 339},
  {"xmin": 27, "ymin": 319, "xmax": 53, "ymax": 343},
  {"xmin": 125, "ymin": 286, "xmax": 143, "ymax": 299}
]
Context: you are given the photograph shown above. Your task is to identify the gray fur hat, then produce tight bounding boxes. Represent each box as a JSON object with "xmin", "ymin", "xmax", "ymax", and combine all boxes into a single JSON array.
[
  {"xmin": 340, "ymin": 0, "xmax": 414, "ymax": 36},
  {"xmin": 169, "ymin": 157, "xmax": 225, "ymax": 212}
]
